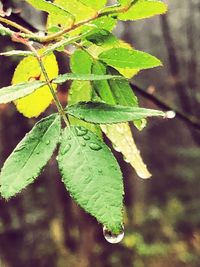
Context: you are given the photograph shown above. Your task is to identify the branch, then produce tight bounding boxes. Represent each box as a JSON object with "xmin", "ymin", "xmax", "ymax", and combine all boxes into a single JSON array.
[
  {"xmin": 0, "ymin": 2, "xmax": 134, "ymax": 43},
  {"xmin": 131, "ymin": 82, "xmax": 200, "ymax": 130},
  {"xmin": 0, "ymin": 16, "xmax": 33, "ymax": 34}
]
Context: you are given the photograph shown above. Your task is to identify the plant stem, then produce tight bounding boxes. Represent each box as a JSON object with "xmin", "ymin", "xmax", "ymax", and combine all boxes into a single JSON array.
[
  {"xmin": 26, "ymin": 43, "xmax": 70, "ymax": 127},
  {"xmin": 1, "ymin": 1, "xmax": 135, "ymax": 43},
  {"xmin": 39, "ymin": 59, "xmax": 70, "ymax": 127},
  {"xmin": 0, "ymin": 17, "xmax": 33, "ymax": 34}
]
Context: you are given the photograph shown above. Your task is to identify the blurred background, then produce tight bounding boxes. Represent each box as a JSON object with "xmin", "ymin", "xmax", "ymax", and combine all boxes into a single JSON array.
[{"xmin": 1, "ymin": 0, "xmax": 200, "ymax": 266}]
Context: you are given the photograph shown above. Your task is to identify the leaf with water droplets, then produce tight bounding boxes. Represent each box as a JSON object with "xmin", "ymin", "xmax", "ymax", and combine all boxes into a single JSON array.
[
  {"xmin": 101, "ymin": 123, "xmax": 152, "ymax": 179},
  {"xmin": 0, "ymin": 114, "xmax": 61, "ymax": 199},
  {"xmin": 57, "ymin": 126, "xmax": 124, "ymax": 234},
  {"xmin": 69, "ymin": 49, "xmax": 102, "ymax": 138}
]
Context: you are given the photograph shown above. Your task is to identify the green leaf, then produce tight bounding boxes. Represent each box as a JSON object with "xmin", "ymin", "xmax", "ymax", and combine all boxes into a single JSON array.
[
  {"xmin": 92, "ymin": 62, "xmax": 143, "ymax": 129},
  {"xmin": 92, "ymin": 61, "xmax": 119, "ymax": 105},
  {"xmin": 92, "ymin": 61, "xmax": 151, "ymax": 178},
  {"xmin": 69, "ymin": 49, "xmax": 101, "ymax": 137},
  {"xmin": 26, "ymin": 0, "xmax": 74, "ymax": 23},
  {"xmin": 26, "ymin": 0, "xmax": 74, "ymax": 30},
  {"xmin": 108, "ymin": 69, "xmax": 138, "ymax": 107},
  {"xmin": 82, "ymin": 16, "xmax": 117, "ymax": 33},
  {"xmin": 118, "ymin": 0, "xmax": 133, "ymax": 6},
  {"xmin": 99, "ymin": 48, "xmax": 162, "ymax": 69},
  {"xmin": 53, "ymin": 73, "xmax": 123, "ymax": 84},
  {"xmin": 107, "ymin": 67, "xmax": 145, "ymax": 130},
  {"xmin": 0, "ymin": 114, "xmax": 61, "ymax": 199},
  {"xmin": 58, "ymin": 126, "xmax": 124, "ymax": 233},
  {"xmin": 0, "ymin": 81, "xmax": 46, "ymax": 104},
  {"xmin": 79, "ymin": 0, "xmax": 107, "ymax": 10},
  {"xmin": 0, "ymin": 50, "xmax": 34, "ymax": 57},
  {"xmin": 118, "ymin": 0, "xmax": 168, "ymax": 21},
  {"xmin": 66, "ymin": 102, "xmax": 165, "ymax": 124},
  {"xmin": 87, "ymin": 34, "xmax": 139, "ymax": 78},
  {"xmin": 47, "ymin": 0, "xmax": 96, "ymax": 30}
]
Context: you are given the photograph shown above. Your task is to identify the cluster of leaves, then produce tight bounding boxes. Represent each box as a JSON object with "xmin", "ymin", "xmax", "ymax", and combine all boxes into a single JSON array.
[{"xmin": 0, "ymin": 0, "xmax": 167, "ymax": 234}]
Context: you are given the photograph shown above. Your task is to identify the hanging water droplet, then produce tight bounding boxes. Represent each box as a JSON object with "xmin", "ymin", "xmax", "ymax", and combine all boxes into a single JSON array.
[
  {"xmin": 165, "ymin": 110, "xmax": 176, "ymax": 119},
  {"xmin": 103, "ymin": 226, "xmax": 124, "ymax": 244},
  {"xmin": 75, "ymin": 126, "xmax": 88, "ymax": 136},
  {"xmin": 61, "ymin": 144, "xmax": 71, "ymax": 155},
  {"xmin": 89, "ymin": 142, "xmax": 102, "ymax": 151},
  {"xmin": 45, "ymin": 140, "xmax": 50, "ymax": 145}
]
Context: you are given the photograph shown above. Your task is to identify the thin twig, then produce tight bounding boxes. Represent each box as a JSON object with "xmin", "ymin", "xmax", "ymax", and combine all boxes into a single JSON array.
[
  {"xmin": 0, "ymin": 16, "xmax": 33, "ymax": 34},
  {"xmin": 0, "ymin": 1, "xmax": 134, "ymax": 43},
  {"xmin": 15, "ymin": 37, "xmax": 70, "ymax": 127}
]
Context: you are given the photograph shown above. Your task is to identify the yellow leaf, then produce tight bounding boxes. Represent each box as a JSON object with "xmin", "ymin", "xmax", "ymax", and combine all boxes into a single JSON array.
[
  {"xmin": 12, "ymin": 52, "xmax": 58, "ymax": 118},
  {"xmin": 101, "ymin": 123, "xmax": 152, "ymax": 179}
]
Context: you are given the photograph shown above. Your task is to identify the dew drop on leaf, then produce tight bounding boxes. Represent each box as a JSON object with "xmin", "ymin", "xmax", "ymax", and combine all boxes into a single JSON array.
[
  {"xmin": 15, "ymin": 145, "xmax": 26, "ymax": 152},
  {"xmin": 67, "ymin": 136, "xmax": 72, "ymax": 141},
  {"xmin": 81, "ymin": 141, "xmax": 86, "ymax": 147},
  {"xmin": 45, "ymin": 140, "xmax": 50, "ymax": 145},
  {"xmin": 123, "ymin": 156, "xmax": 130, "ymax": 163},
  {"xmin": 103, "ymin": 226, "xmax": 124, "ymax": 244},
  {"xmin": 89, "ymin": 143, "xmax": 102, "ymax": 151},
  {"xmin": 75, "ymin": 126, "xmax": 88, "ymax": 136},
  {"xmin": 61, "ymin": 144, "xmax": 71, "ymax": 155},
  {"xmin": 113, "ymin": 145, "xmax": 121, "ymax": 153},
  {"xmin": 83, "ymin": 135, "xmax": 90, "ymax": 141}
]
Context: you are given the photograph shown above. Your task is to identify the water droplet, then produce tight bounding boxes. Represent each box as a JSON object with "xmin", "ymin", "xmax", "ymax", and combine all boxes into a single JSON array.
[
  {"xmin": 15, "ymin": 144, "xmax": 25, "ymax": 152},
  {"xmin": 75, "ymin": 126, "xmax": 88, "ymax": 136},
  {"xmin": 81, "ymin": 141, "xmax": 86, "ymax": 147},
  {"xmin": 38, "ymin": 124, "xmax": 43, "ymax": 130},
  {"xmin": 103, "ymin": 226, "xmax": 124, "ymax": 244},
  {"xmin": 113, "ymin": 145, "xmax": 121, "ymax": 152},
  {"xmin": 123, "ymin": 157, "xmax": 130, "ymax": 164},
  {"xmin": 165, "ymin": 110, "xmax": 176, "ymax": 119},
  {"xmin": 45, "ymin": 140, "xmax": 50, "ymax": 145},
  {"xmin": 98, "ymin": 169, "xmax": 103, "ymax": 175},
  {"xmin": 67, "ymin": 135, "xmax": 72, "ymax": 140},
  {"xmin": 89, "ymin": 143, "xmax": 102, "ymax": 151},
  {"xmin": 61, "ymin": 144, "xmax": 71, "ymax": 155},
  {"xmin": 83, "ymin": 135, "xmax": 90, "ymax": 141}
]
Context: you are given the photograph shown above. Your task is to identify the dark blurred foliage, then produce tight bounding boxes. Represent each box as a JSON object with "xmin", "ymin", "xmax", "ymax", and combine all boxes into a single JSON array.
[{"xmin": 1, "ymin": 1, "xmax": 200, "ymax": 266}]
